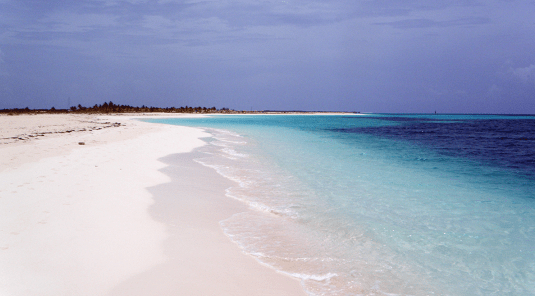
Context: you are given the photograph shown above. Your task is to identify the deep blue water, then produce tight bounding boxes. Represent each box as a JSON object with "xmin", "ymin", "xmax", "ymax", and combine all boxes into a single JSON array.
[
  {"xmin": 146, "ymin": 114, "xmax": 535, "ymax": 296},
  {"xmin": 334, "ymin": 115, "xmax": 535, "ymax": 178}
]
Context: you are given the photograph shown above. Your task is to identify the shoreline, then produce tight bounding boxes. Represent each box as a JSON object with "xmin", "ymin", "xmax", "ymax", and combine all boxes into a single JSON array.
[
  {"xmin": 110, "ymin": 151, "xmax": 306, "ymax": 295},
  {"xmin": 0, "ymin": 114, "xmax": 306, "ymax": 295}
]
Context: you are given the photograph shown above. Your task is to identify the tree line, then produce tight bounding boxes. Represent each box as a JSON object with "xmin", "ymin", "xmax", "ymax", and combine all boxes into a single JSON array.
[{"xmin": 1, "ymin": 101, "xmax": 242, "ymax": 115}]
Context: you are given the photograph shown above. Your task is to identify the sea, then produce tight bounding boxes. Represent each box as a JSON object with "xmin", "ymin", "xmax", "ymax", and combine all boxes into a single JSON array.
[{"xmin": 145, "ymin": 114, "xmax": 535, "ymax": 296}]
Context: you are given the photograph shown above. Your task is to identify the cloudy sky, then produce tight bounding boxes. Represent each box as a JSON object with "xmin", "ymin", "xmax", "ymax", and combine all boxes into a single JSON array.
[{"xmin": 0, "ymin": 0, "xmax": 534, "ymax": 113}]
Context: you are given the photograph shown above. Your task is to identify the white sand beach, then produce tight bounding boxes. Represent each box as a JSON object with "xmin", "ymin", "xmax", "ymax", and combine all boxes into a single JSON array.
[{"xmin": 0, "ymin": 114, "xmax": 305, "ymax": 296}]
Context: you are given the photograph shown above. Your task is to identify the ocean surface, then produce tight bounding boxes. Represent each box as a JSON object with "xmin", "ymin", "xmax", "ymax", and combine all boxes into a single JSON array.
[{"xmin": 145, "ymin": 114, "xmax": 535, "ymax": 296}]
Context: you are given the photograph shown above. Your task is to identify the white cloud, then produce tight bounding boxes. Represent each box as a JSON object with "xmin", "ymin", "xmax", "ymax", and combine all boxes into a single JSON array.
[
  {"xmin": 39, "ymin": 12, "xmax": 119, "ymax": 33},
  {"xmin": 142, "ymin": 15, "xmax": 174, "ymax": 30},
  {"xmin": 94, "ymin": 0, "xmax": 149, "ymax": 5},
  {"xmin": 140, "ymin": 14, "xmax": 230, "ymax": 37},
  {"xmin": 509, "ymin": 64, "xmax": 535, "ymax": 84}
]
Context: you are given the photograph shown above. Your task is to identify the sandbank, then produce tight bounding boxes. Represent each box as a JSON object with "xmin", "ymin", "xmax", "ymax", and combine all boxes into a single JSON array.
[{"xmin": 0, "ymin": 114, "xmax": 306, "ymax": 295}]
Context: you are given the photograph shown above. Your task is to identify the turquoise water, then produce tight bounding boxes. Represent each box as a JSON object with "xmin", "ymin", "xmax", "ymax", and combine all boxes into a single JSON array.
[{"xmin": 145, "ymin": 114, "xmax": 535, "ymax": 295}]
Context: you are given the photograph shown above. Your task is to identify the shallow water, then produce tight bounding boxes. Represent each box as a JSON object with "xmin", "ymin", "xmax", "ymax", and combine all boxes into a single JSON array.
[{"xmin": 146, "ymin": 114, "xmax": 535, "ymax": 295}]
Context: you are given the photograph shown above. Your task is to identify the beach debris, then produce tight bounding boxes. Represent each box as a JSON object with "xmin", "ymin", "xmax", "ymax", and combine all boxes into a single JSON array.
[
  {"xmin": 78, "ymin": 142, "xmax": 85, "ymax": 145},
  {"xmin": 0, "ymin": 116, "xmax": 124, "ymax": 145}
]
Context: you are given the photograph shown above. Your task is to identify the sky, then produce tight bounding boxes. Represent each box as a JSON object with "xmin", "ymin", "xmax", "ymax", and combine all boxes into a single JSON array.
[{"xmin": 0, "ymin": 0, "xmax": 534, "ymax": 113}]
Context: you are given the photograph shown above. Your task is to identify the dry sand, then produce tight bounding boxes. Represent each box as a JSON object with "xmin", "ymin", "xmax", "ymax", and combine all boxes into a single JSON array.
[{"xmin": 0, "ymin": 114, "xmax": 306, "ymax": 296}]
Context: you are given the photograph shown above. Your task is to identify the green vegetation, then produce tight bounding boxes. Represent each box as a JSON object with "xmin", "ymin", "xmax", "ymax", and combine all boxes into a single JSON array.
[{"xmin": 1, "ymin": 101, "xmax": 243, "ymax": 115}]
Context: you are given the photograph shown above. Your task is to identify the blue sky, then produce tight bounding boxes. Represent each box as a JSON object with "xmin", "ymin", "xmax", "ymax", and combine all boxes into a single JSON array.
[{"xmin": 0, "ymin": 0, "xmax": 534, "ymax": 113}]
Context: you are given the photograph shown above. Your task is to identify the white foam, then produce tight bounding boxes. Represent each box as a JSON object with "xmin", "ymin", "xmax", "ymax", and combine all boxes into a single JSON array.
[
  {"xmin": 221, "ymin": 147, "xmax": 249, "ymax": 158},
  {"xmin": 209, "ymin": 128, "xmax": 243, "ymax": 138},
  {"xmin": 216, "ymin": 138, "xmax": 247, "ymax": 145},
  {"xmin": 193, "ymin": 159, "xmax": 251, "ymax": 186},
  {"xmin": 283, "ymin": 271, "xmax": 338, "ymax": 282}
]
